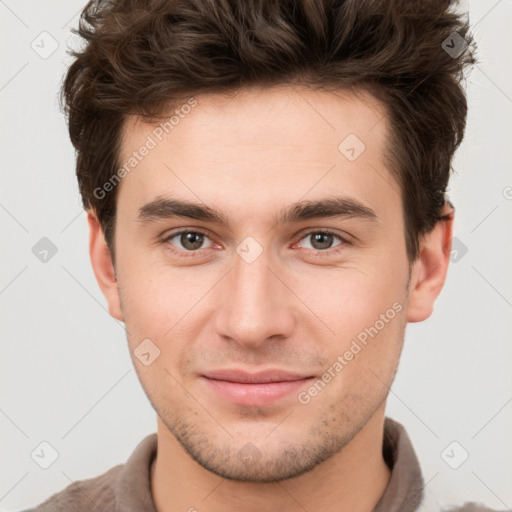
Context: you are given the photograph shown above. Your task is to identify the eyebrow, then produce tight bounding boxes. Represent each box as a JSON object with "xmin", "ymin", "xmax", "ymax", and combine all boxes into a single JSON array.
[{"xmin": 137, "ymin": 195, "xmax": 378, "ymax": 228}]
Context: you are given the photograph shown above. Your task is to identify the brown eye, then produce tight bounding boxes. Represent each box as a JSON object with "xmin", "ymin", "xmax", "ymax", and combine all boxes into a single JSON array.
[
  {"xmin": 165, "ymin": 231, "xmax": 209, "ymax": 251},
  {"xmin": 299, "ymin": 231, "xmax": 344, "ymax": 251}
]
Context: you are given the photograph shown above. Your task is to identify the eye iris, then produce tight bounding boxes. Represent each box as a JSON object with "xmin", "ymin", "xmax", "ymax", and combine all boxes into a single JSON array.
[
  {"xmin": 181, "ymin": 232, "xmax": 204, "ymax": 250},
  {"xmin": 311, "ymin": 232, "xmax": 334, "ymax": 250}
]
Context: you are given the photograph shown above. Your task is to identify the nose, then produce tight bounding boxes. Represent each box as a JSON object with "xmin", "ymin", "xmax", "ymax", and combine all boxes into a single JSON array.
[{"xmin": 214, "ymin": 247, "xmax": 295, "ymax": 349}]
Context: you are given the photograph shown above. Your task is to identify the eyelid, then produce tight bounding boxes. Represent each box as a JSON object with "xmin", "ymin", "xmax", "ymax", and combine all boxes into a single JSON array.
[{"xmin": 163, "ymin": 228, "xmax": 211, "ymax": 239}]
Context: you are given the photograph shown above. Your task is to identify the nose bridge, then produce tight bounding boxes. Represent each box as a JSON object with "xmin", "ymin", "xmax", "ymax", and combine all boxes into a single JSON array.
[{"xmin": 214, "ymin": 243, "xmax": 294, "ymax": 346}]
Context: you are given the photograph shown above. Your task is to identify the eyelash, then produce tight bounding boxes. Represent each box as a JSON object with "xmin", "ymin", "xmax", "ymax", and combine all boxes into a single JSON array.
[{"xmin": 161, "ymin": 228, "xmax": 349, "ymax": 258}]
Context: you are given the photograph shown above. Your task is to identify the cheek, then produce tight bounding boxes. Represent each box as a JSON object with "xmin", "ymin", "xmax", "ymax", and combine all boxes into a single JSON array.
[
  {"xmin": 293, "ymin": 260, "xmax": 407, "ymax": 343},
  {"xmin": 116, "ymin": 256, "xmax": 219, "ymax": 356},
  {"xmin": 290, "ymin": 255, "xmax": 408, "ymax": 398}
]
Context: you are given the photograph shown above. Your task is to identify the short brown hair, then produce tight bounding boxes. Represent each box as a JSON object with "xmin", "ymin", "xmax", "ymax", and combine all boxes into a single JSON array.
[{"xmin": 61, "ymin": 0, "xmax": 477, "ymax": 263}]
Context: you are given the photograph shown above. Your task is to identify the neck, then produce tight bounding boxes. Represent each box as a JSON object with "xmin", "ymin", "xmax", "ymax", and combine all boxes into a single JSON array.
[{"xmin": 151, "ymin": 408, "xmax": 391, "ymax": 512}]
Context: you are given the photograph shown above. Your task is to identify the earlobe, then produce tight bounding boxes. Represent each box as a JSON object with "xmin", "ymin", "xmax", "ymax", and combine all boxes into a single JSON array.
[
  {"xmin": 87, "ymin": 210, "xmax": 124, "ymax": 322},
  {"xmin": 406, "ymin": 204, "xmax": 454, "ymax": 323}
]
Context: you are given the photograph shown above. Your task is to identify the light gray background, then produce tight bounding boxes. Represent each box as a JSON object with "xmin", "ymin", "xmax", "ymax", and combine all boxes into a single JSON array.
[{"xmin": 1, "ymin": 1, "xmax": 511, "ymax": 510}]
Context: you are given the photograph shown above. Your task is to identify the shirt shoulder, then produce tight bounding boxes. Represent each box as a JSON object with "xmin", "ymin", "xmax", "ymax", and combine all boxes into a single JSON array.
[
  {"xmin": 22, "ymin": 433, "xmax": 158, "ymax": 512},
  {"xmin": 442, "ymin": 504, "xmax": 510, "ymax": 512},
  {"xmin": 22, "ymin": 463, "xmax": 123, "ymax": 512},
  {"xmin": 421, "ymin": 490, "xmax": 510, "ymax": 512}
]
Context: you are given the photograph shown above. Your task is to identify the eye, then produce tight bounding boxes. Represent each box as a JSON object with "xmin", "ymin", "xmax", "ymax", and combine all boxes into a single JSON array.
[
  {"xmin": 163, "ymin": 230, "xmax": 213, "ymax": 252},
  {"xmin": 297, "ymin": 230, "xmax": 346, "ymax": 252}
]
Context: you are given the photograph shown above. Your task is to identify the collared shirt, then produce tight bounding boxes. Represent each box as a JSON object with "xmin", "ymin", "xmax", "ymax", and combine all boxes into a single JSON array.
[{"xmin": 23, "ymin": 417, "xmax": 503, "ymax": 512}]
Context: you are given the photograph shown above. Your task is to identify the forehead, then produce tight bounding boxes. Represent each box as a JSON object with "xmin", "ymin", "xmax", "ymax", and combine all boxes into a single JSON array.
[
  {"xmin": 120, "ymin": 84, "xmax": 387, "ymax": 157},
  {"xmin": 116, "ymin": 85, "xmax": 396, "ymax": 223}
]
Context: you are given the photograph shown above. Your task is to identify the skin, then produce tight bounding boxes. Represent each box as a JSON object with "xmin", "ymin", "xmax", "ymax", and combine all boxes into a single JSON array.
[{"xmin": 88, "ymin": 85, "xmax": 453, "ymax": 512}]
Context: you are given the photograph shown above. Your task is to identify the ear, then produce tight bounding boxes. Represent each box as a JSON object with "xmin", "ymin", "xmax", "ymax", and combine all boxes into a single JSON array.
[
  {"xmin": 87, "ymin": 210, "xmax": 124, "ymax": 322},
  {"xmin": 406, "ymin": 203, "xmax": 454, "ymax": 323}
]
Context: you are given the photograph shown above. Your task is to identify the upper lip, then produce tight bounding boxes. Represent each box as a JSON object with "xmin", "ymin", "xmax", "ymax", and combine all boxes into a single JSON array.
[{"xmin": 202, "ymin": 369, "xmax": 312, "ymax": 384}]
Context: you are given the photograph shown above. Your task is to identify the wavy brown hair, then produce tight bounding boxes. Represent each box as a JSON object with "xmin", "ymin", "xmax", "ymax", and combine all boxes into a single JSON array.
[{"xmin": 61, "ymin": 0, "xmax": 477, "ymax": 263}]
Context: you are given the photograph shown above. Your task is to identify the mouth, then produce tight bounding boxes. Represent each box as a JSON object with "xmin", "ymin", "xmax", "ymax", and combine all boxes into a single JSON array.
[{"xmin": 201, "ymin": 369, "xmax": 315, "ymax": 406}]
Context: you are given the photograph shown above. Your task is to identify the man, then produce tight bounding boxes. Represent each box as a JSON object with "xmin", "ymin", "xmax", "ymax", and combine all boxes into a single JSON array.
[{"xmin": 25, "ymin": 0, "xmax": 505, "ymax": 511}]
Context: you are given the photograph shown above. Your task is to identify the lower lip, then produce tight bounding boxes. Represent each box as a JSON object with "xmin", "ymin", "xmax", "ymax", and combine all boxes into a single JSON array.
[{"xmin": 201, "ymin": 377, "xmax": 313, "ymax": 406}]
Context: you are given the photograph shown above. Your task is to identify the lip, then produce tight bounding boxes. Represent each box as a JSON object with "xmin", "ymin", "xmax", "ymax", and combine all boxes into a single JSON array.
[{"xmin": 201, "ymin": 369, "xmax": 314, "ymax": 406}]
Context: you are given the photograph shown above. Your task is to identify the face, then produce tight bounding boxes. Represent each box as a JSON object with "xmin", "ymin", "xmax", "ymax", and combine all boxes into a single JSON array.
[{"xmin": 89, "ymin": 85, "xmax": 444, "ymax": 482}]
